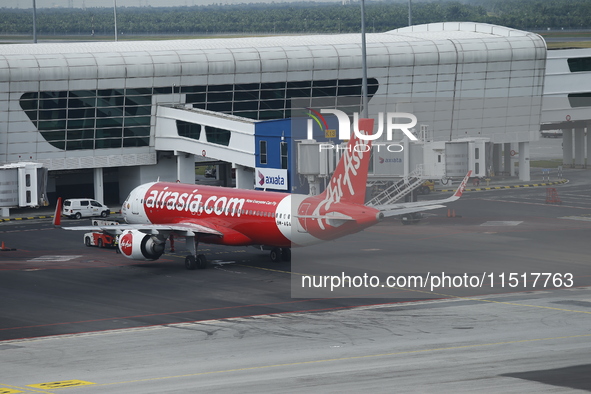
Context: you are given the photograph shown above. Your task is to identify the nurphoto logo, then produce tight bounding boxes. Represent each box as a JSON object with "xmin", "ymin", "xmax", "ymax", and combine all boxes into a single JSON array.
[{"xmin": 306, "ymin": 109, "xmax": 418, "ymax": 153}]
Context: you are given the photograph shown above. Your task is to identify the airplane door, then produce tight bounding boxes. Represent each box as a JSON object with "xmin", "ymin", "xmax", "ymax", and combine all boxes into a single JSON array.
[
  {"xmin": 131, "ymin": 196, "xmax": 141, "ymax": 215},
  {"xmin": 297, "ymin": 203, "xmax": 311, "ymax": 233}
]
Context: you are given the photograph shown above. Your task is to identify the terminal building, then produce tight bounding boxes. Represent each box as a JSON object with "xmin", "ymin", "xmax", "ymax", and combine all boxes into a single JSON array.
[
  {"xmin": 0, "ymin": 22, "xmax": 553, "ymax": 208},
  {"xmin": 542, "ymin": 48, "xmax": 591, "ymax": 167}
]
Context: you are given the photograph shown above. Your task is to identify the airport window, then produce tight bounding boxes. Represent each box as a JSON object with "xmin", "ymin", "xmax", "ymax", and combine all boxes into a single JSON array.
[
  {"xmin": 260, "ymin": 140, "xmax": 268, "ymax": 165},
  {"xmin": 185, "ymin": 93, "xmax": 206, "ymax": 104},
  {"xmin": 123, "ymin": 137, "xmax": 150, "ymax": 147},
  {"xmin": 177, "ymin": 120, "xmax": 201, "ymax": 140},
  {"xmin": 234, "ymin": 91, "xmax": 260, "ymax": 102},
  {"xmin": 153, "ymin": 86, "xmax": 180, "ymax": 94},
  {"xmin": 234, "ymin": 101, "xmax": 258, "ymax": 111},
  {"xmin": 207, "ymin": 102, "xmax": 233, "ymax": 113},
  {"xmin": 208, "ymin": 91, "xmax": 233, "ymax": 103},
  {"xmin": 261, "ymin": 90, "xmax": 285, "ymax": 100},
  {"xmin": 124, "ymin": 126, "xmax": 150, "ymax": 137},
  {"xmin": 181, "ymin": 85, "xmax": 206, "ymax": 94},
  {"xmin": 567, "ymin": 57, "xmax": 591, "ymax": 72},
  {"xmin": 260, "ymin": 100, "xmax": 284, "ymax": 110},
  {"xmin": 281, "ymin": 141, "xmax": 288, "ymax": 169},
  {"xmin": 209, "ymin": 84, "xmax": 233, "ymax": 92},
  {"xmin": 568, "ymin": 93, "xmax": 591, "ymax": 108},
  {"xmin": 205, "ymin": 126, "xmax": 231, "ymax": 146},
  {"xmin": 475, "ymin": 148, "xmax": 479, "ymax": 160}
]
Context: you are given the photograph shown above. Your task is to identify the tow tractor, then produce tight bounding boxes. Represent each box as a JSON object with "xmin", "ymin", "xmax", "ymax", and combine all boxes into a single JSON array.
[{"xmin": 84, "ymin": 219, "xmax": 119, "ymax": 248}]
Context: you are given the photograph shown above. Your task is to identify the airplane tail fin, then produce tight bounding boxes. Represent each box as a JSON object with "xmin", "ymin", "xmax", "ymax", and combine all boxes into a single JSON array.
[
  {"xmin": 319, "ymin": 118, "xmax": 374, "ymax": 205},
  {"xmin": 53, "ymin": 197, "xmax": 62, "ymax": 226}
]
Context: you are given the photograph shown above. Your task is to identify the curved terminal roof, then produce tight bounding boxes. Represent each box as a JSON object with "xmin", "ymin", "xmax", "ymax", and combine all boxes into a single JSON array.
[{"xmin": 0, "ymin": 22, "xmax": 546, "ymax": 83}]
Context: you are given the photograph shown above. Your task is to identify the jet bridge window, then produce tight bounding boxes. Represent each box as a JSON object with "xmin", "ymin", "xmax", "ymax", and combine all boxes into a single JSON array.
[
  {"xmin": 568, "ymin": 57, "xmax": 591, "ymax": 72},
  {"xmin": 260, "ymin": 140, "xmax": 268, "ymax": 165}
]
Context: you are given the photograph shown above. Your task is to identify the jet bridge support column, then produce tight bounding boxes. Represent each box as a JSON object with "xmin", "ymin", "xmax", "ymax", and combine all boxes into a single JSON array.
[
  {"xmin": 492, "ymin": 144, "xmax": 502, "ymax": 176},
  {"xmin": 562, "ymin": 128, "xmax": 573, "ymax": 167},
  {"xmin": 587, "ymin": 127, "xmax": 591, "ymax": 168},
  {"xmin": 235, "ymin": 164, "xmax": 254, "ymax": 189},
  {"xmin": 94, "ymin": 168, "xmax": 104, "ymax": 204},
  {"xmin": 176, "ymin": 152, "xmax": 195, "ymax": 184},
  {"xmin": 574, "ymin": 128, "xmax": 585, "ymax": 168},
  {"xmin": 503, "ymin": 143, "xmax": 513, "ymax": 176},
  {"xmin": 518, "ymin": 142, "xmax": 530, "ymax": 182}
]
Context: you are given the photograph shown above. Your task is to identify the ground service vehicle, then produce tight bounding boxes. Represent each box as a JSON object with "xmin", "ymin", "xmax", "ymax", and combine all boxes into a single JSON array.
[
  {"xmin": 63, "ymin": 199, "xmax": 110, "ymax": 219},
  {"xmin": 84, "ymin": 232, "xmax": 116, "ymax": 248}
]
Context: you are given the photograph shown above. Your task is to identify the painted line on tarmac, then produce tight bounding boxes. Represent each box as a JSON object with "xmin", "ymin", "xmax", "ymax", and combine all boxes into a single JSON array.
[
  {"xmin": 438, "ymin": 179, "xmax": 568, "ymax": 193},
  {"xmin": 476, "ymin": 197, "xmax": 591, "ymax": 210}
]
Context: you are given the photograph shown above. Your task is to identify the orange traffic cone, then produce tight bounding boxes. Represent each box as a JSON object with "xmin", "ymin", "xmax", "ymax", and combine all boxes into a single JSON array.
[{"xmin": 0, "ymin": 241, "xmax": 16, "ymax": 251}]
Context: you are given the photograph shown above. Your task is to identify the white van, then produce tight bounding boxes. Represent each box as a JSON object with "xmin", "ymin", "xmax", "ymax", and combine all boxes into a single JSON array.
[{"xmin": 63, "ymin": 199, "xmax": 110, "ymax": 219}]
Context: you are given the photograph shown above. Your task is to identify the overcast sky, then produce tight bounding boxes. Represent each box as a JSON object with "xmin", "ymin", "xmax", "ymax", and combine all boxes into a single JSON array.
[{"xmin": 3, "ymin": 0, "xmax": 334, "ymax": 8}]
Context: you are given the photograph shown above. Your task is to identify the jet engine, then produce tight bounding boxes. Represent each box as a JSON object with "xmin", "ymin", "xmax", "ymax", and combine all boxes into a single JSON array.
[{"xmin": 118, "ymin": 230, "xmax": 166, "ymax": 260}]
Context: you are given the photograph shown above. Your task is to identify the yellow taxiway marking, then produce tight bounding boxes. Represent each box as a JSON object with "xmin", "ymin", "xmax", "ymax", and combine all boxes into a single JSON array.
[
  {"xmin": 27, "ymin": 381, "xmax": 94, "ymax": 390},
  {"xmin": 83, "ymin": 332, "xmax": 591, "ymax": 390},
  {"xmin": 0, "ymin": 384, "xmax": 53, "ymax": 394},
  {"xmin": 0, "ymin": 388, "xmax": 24, "ymax": 394}
]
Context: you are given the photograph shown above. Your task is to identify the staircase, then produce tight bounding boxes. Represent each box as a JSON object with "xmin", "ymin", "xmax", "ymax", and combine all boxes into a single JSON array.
[{"xmin": 366, "ymin": 165, "xmax": 424, "ymax": 206}]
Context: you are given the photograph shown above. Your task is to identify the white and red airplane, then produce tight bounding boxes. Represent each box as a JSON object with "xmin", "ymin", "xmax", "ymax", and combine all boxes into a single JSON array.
[{"xmin": 57, "ymin": 118, "xmax": 470, "ymax": 270}]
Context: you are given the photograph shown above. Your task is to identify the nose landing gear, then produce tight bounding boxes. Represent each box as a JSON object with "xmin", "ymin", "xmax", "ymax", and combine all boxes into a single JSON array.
[{"xmin": 270, "ymin": 247, "xmax": 291, "ymax": 262}]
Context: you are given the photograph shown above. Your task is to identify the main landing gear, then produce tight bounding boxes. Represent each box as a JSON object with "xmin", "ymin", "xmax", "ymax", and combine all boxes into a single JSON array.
[
  {"xmin": 184, "ymin": 235, "xmax": 208, "ymax": 270},
  {"xmin": 185, "ymin": 254, "xmax": 207, "ymax": 270},
  {"xmin": 270, "ymin": 247, "xmax": 291, "ymax": 263}
]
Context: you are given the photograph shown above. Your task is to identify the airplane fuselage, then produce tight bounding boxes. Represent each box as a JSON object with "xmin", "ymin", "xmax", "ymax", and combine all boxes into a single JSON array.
[{"xmin": 121, "ymin": 181, "xmax": 382, "ymax": 248}]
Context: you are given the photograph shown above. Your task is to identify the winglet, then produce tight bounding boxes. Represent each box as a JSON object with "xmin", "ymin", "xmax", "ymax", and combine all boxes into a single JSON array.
[
  {"xmin": 53, "ymin": 197, "xmax": 62, "ymax": 227},
  {"xmin": 453, "ymin": 171, "xmax": 472, "ymax": 198}
]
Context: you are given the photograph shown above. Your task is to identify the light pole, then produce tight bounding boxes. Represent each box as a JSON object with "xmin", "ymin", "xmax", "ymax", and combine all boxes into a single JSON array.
[
  {"xmin": 360, "ymin": 0, "xmax": 368, "ymax": 118},
  {"xmin": 32, "ymin": 0, "xmax": 37, "ymax": 43},
  {"xmin": 114, "ymin": 0, "xmax": 118, "ymax": 41}
]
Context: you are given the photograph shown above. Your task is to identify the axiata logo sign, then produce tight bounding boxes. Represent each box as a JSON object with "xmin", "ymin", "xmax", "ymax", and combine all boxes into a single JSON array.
[
  {"xmin": 306, "ymin": 109, "xmax": 418, "ymax": 153},
  {"xmin": 255, "ymin": 168, "xmax": 288, "ymax": 191}
]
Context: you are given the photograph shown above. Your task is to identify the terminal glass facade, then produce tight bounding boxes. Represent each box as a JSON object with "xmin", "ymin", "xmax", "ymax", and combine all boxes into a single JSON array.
[{"xmin": 20, "ymin": 78, "xmax": 377, "ymax": 151}]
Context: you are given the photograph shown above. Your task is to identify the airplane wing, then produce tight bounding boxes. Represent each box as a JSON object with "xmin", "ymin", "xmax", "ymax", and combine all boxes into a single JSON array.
[
  {"xmin": 62, "ymin": 222, "xmax": 223, "ymax": 237},
  {"xmin": 373, "ymin": 171, "xmax": 471, "ymax": 218}
]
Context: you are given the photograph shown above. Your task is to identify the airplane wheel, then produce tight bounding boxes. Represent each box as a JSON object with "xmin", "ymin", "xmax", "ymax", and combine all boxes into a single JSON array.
[
  {"xmin": 185, "ymin": 255, "xmax": 197, "ymax": 270},
  {"xmin": 270, "ymin": 247, "xmax": 282, "ymax": 263},
  {"xmin": 84, "ymin": 237, "xmax": 91, "ymax": 247},
  {"xmin": 281, "ymin": 248, "xmax": 291, "ymax": 262},
  {"xmin": 196, "ymin": 254, "xmax": 207, "ymax": 269},
  {"xmin": 97, "ymin": 238, "xmax": 103, "ymax": 248}
]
